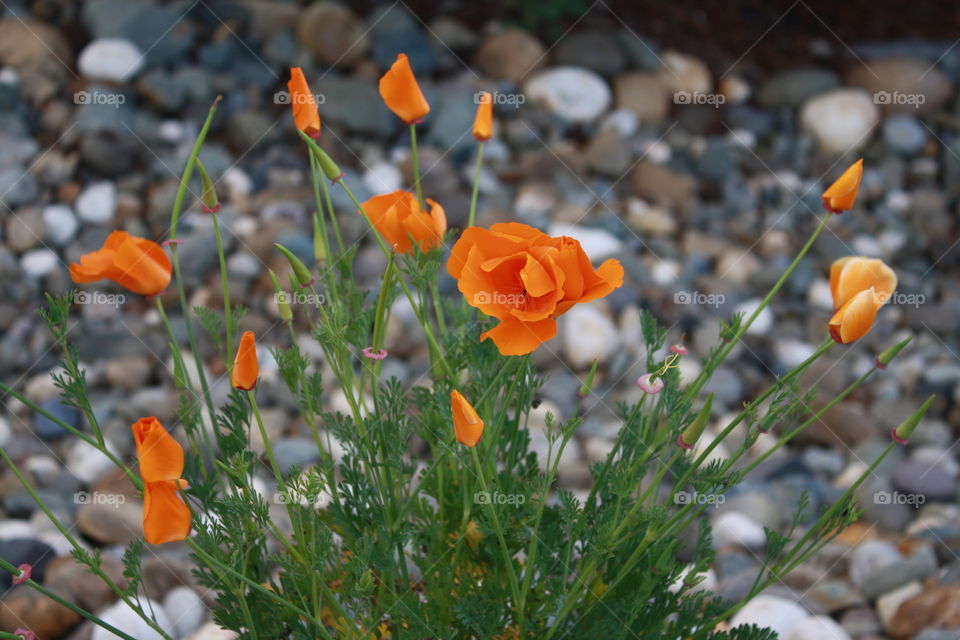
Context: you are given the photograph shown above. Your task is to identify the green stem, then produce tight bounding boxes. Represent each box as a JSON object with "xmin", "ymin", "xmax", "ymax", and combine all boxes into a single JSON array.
[
  {"xmin": 410, "ymin": 123, "xmax": 425, "ymax": 209},
  {"xmin": 467, "ymin": 141, "xmax": 485, "ymax": 229},
  {"xmin": 212, "ymin": 212, "xmax": 233, "ymax": 364}
]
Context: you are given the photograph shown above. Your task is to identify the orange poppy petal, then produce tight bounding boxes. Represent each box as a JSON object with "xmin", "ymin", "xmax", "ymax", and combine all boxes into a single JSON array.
[
  {"xmin": 232, "ymin": 331, "xmax": 259, "ymax": 390},
  {"xmin": 427, "ymin": 198, "xmax": 446, "ymax": 238},
  {"xmin": 822, "ymin": 159, "xmax": 863, "ymax": 213},
  {"xmin": 480, "ymin": 316, "xmax": 558, "ymax": 356},
  {"xmin": 132, "ymin": 417, "xmax": 184, "ymax": 483},
  {"xmin": 829, "ymin": 288, "xmax": 881, "ymax": 344},
  {"xmin": 833, "ymin": 257, "xmax": 897, "ymax": 309},
  {"xmin": 378, "ymin": 53, "xmax": 430, "ymax": 124},
  {"xmin": 473, "ymin": 91, "xmax": 493, "ymax": 141},
  {"xmin": 143, "ymin": 480, "xmax": 191, "ymax": 544},
  {"xmin": 829, "ymin": 256, "xmax": 855, "ymax": 306},
  {"xmin": 451, "ymin": 390, "xmax": 484, "ymax": 447},
  {"xmin": 288, "ymin": 67, "xmax": 321, "ymax": 137},
  {"xmin": 112, "ymin": 236, "xmax": 172, "ymax": 296}
]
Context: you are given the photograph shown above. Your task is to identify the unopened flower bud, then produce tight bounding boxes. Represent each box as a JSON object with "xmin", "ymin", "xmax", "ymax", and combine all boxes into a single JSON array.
[
  {"xmin": 891, "ymin": 394, "xmax": 935, "ymax": 445},
  {"xmin": 274, "ymin": 243, "xmax": 314, "ymax": 288},
  {"xmin": 268, "ymin": 269, "xmax": 293, "ymax": 323},
  {"xmin": 678, "ymin": 393, "xmax": 713, "ymax": 450},
  {"xmin": 196, "ymin": 160, "xmax": 220, "ymax": 214},
  {"xmin": 876, "ymin": 336, "xmax": 912, "ymax": 370}
]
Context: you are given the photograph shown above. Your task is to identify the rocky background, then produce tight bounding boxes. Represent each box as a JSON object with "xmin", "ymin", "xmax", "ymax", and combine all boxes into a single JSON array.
[{"xmin": 1, "ymin": 1, "xmax": 960, "ymax": 639}]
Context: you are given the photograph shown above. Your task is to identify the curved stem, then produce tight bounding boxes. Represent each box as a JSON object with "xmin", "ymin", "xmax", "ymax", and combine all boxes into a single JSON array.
[{"xmin": 212, "ymin": 213, "xmax": 233, "ymax": 363}]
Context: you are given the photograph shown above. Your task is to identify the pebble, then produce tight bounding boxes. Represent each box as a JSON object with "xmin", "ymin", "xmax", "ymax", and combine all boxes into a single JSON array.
[
  {"xmin": 548, "ymin": 223, "xmax": 624, "ymax": 261},
  {"xmin": 42, "ymin": 204, "xmax": 78, "ymax": 246},
  {"xmin": 614, "ymin": 72, "xmax": 670, "ymax": 121},
  {"xmin": 734, "ymin": 299, "xmax": 774, "ymax": 335},
  {"xmin": 712, "ymin": 511, "xmax": 767, "ymax": 549},
  {"xmin": 163, "ymin": 586, "xmax": 208, "ymax": 638},
  {"xmin": 657, "ymin": 50, "xmax": 713, "ymax": 95},
  {"xmin": 363, "ymin": 161, "xmax": 403, "ymax": 194},
  {"xmin": 786, "ymin": 615, "xmax": 852, "ymax": 640},
  {"xmin": 33, "ymin": 399, "xmax": 81, "ymax": 440},
  {"xmin": 474, "ymin": 29, "xmax": 546, "ymax": 82},
  {"xmin": 186, "ymin": 622, "xmax": 239, "ymax": 640},
  {"xmin": 731, "ymin": 595, "xmax": 808, "ymax": 638},
  {"xmin": 76, "ymin": 181, "xmax": 117, "ymax": 224},
  {"xmin": 0, "ymin": 583, "xmax": 81, "ymax": 638},
  {"xmin": 0, "ymin": 538, "xmax": 56, "ymax": 589},
  {"xmin": 76, "ymin": 500, "xmax": 143, "ymax": 544},
  {"xmin": 757, "ymin": 67, "xmax": 840, "ymax": 108},
  {"xmin": 893, "ymin": 458, "xmax": 958, "ymax": 502},
  {"xmin": 847, "ymin": 57, "xmax": 953, "ymax": 115},
  {"xmin": 77, "ymin": 38, "xmax": 144, "ymax": 82},
  {"xmin": 888, "ymin": 584, "xmax": 960, "ymax": 638},
  {"xmin": 296, "ymin": 3, "xmax": 368, "ymax": 68},
  {"xmin": 274, "ymin": 437, "xmax": 321, "ymax": 475},
  {"xmin": 19, "ymin": 248, "xmax": 59, "ymax": 277},
  {"xmin": 876, "ymin": 580, "xmax": 923, "ymax": 627},
  {"xmin": 93, "ymin": 598, "xmax": 174, "ymax": 640},
  {"xmin": 799, "ymin": 89, "xmax": 879, "ymax": 154},
  {"xmin": 523, "ymin": 67, "xmax": 611, "ymax": 123},
  {"xmin": 884, "ymin": 115, "xmax": 927, "ymax": 155},
  {"xmin": 561, "ymin": 304, "xmax": 619, "ymax": 369}
]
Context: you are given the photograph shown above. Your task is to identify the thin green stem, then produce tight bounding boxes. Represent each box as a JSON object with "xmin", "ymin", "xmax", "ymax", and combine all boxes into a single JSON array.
[
  {"xmin": 467, "ymin": 142, "xmax": 485, "ymax": 229},
  {"xmin": 409, "ymin": 123, "xmax": 425, "ymax": 208},
  {"xmin": 212, "ymin": 213, "xmax": 233, "ymax": 363}
]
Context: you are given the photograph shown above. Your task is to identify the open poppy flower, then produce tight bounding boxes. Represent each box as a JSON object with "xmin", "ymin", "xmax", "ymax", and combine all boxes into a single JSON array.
[
  {"xmin": 288, "ymin": 67, "xmax": 321, "ymax": 138},
  {"xmin": 70, "ymin": 230, "xmax": 172, "ymax": 296},
  {"xmin": 448, "ymin": 223, "xmax": 624, "ymax": 355},
  {"xmin": 473, "ymin": 91, "xmax": 493, "ymax": 142},
  {"xmin": 379, "ymin": 53, "xmax": 430, "ymax": 124},
  {"xmin": 132, "ymin": 417, "xmax": 190, "ymax": 544},
  {"xmin": 451, "ymin": 390, "xmax": 484, "ymax": 447},
  {"xmin": 360, "ymin": 190, "xmax": 446, "ymax": 253},
  {"xmin": 828, "ymin": 256, "xmax": 897, "ymax": 344},
  {"xmin": 822, "ymin": 158, "xmax": 863, "ymax": 214},
  {"xmin": 232, "ymin": 331, "xmax": 259, "ymax": 390}
]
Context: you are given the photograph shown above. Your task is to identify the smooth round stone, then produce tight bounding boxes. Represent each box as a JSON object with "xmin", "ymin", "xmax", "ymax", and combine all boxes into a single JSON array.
[
  {"xmin": 19, "ymin": 248, "xmax": 59, "ymax": 277},
  {"xmin": 523, "ymin": 67, "xmax": 611, "ymax": 123},
  {"xmin": 163, "ymin": 586, "xmax": 207, "ymax": 638},
  {"xmin": 883, "ymin": 115, "xmax": 927, "ymax": 155},
  {"xmin": 547, "ymin": 223, "xmax": 624, "ymax": 261},
  {"xmin": 0, "ymin": 538, "xmax": 56, "ymax": 589},
  {"xmin": 800, "ymin": 89, "xmax": 879, "ymax": 154},
  {"xmin": 77, "ymin": 38, "xmax": 144, "ymax": 82},
  {"xmin": 893, "ymin": 458, "xmax": 958, "ymax": 501},
  {"xmin": 362, "ymin": 161, "xmax": 402, "ymax": 194},
  {"xmin": 657, "ymin": 50, "xmax": 712, "ymax": 95},
  {"xmin": 273, "ymin": 438, "xmax": 321, "ymax": 475},
  {"xmin": 849, "ymin": 539, "xmax": 902, "ymax": 587},
  {"xmin": 474, "ymin": 29, "xmax": 546, "ymax": 82},
  {"xmin": 92, "ymin": 599, "xmax": 173, "ymax": 640},
  {"xmin": 786, "ymin": 615, "xmax": 852, "ymax": 640},
  {"xmin": 734, "ymin": 299, "xmax": 774, "ymax": 335},
  {"xmin": 76, "ymin": 181, "xmax": 117, "ymax": 224},
  {"xmin": 41, "ymin": 205, "xmax": 78, "ymax": 246},
  {"xmin": 731, "ymin": 595, "xmax": 807, "ymax": 639},
  {"xmin": 712, "ymin": 511, "xmax": 767, "ymax": 549},
  {"xmin": 560, "ymin": 304, "xmax": 619, "ymax": 369},
  {"xmin": 33, "ymin": 400, "xmax": 81, "ymax": 440}
]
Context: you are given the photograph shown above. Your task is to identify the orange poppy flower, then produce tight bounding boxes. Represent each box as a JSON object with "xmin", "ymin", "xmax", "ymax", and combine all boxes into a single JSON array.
[
  {"xmin": 360, "ymin": 190, "xmax": 446, "ymax": 253},
  {"xmin": 448, "ymin": 223, "xmax": 624, "ymax": 355},
  {"xmin": 451, "ymin": 390, "xmax": 484, "ymax": 447},
  {"xmin": 232, "ymin": 331, "xmax": 259, "ymax": 390},
  {"xmin": 378, "ymin": 53, "xmax": 430, "ymax": 124},
  {"xmin": 473, "ymin": 91, "xmax": 493, "ymax": 142},
  {"xmin": 70, "ymin": 230, "xmax": 172, "ymax": 296},
  {"xmin": 822, "ymin": 158, "xmax": 863, "ymax": 214},
  {"xmin": 132, "ymin": 417, "xmax": 190, "ymax": 544},
  {"xmin": 288, "ymin": 67, "xmax": 321, "ymax": 138},
  {"xmin": 828, "ymin": 256, "xmax": 897, "ymax": 344}
]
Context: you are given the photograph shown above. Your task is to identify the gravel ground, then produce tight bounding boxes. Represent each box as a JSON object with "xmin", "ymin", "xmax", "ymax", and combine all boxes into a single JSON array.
[{"xmin": 1, "ymin": 2, "xmax": 960, "ymax": 639}]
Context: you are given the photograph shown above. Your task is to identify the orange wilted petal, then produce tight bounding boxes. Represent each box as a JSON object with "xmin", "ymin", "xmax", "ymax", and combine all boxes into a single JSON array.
[
  {"xmin": 288, "ymin": 67, "xmax": 321, "ymax": 138},
  {"xmin": 70, "ymin": 230, "xmax": 171, "ymax": 296},
  {"xmin": 378, "ymin": 53, "xmax": 430, "ymax": 124},
  {"xmin": 829, "ymin": 256, "xmax": 897, "ymax": 310},
  {"xmin": 451, "ymin": 390, "xmax": 484, "ymax": 447},
  {"xmin": 232, "ymin": 331, "xmax": 259, "ymax": 390},
  {"xmin": 143, "ymin": 479, "xmax": 191, "ymax": 544},
  {"xmin": 822, "ymin": 158, "xmax": 863, "ymax": 214},
  {"xmin": 473, "ymin": 91, "xmax": 493, "ymax": 141},
  {"xmin": 829, "ymin": 288, "xmax": 882, "ymax": 344},
  {"xmin": 132, "ymin": 417, "xmax": 184, "ymax": 483}
]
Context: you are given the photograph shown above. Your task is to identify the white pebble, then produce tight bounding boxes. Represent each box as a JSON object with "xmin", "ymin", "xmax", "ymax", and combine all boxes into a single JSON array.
[
  {"xmin": 730, "ymin": 595, "xmax": 807, "ymax": 639},
  {"xmin": 78, "ymin": 38, "xmax": 144, "ymax": 82},
  {"xmin": 76, "ymin": 181, "xmax": 117, "ymax": 224},
  {"xmin": 20, "ymin": 249, "xmax": 59, "ymax": 277},
  {"xmin": 42, "ymin": 205, "xmax": 78, "ymax": 246}
]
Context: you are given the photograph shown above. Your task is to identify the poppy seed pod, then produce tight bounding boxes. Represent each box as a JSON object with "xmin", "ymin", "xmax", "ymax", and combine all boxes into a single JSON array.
[
  {"xmin": 196, "ymin": 159, "xmax": 220, "ymax": 214},
  {"xmin": 275, "ymin": 243, "xmax": 314, "ymax": 288},
  {"xmin": 678, "ymin": 394, "xmax": 713, "ymax": 450},
  {"xmin": 876, "ymin": 336, "xmax": 912, "ymax": 369},
  {"xmin": 891, "ymin": 395, "xmax": 935, "ymax": 445}
]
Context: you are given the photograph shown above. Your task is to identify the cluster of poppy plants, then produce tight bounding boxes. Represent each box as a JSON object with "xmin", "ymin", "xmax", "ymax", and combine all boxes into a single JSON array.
[{"xmin": 66, "ymin": 53, "xmax": 890, "ymax": 546}]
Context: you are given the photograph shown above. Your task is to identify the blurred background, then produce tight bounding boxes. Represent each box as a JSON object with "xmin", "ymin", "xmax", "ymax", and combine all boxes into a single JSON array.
[{"xmin": 1, "ymin": 1, "xmax": 960, "ymax": 639}]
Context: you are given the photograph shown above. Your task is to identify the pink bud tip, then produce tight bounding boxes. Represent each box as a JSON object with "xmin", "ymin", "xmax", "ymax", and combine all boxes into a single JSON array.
[
  {"xmin": 637, "ymin": 373, "xmax": 664, "ymax": 394},
  {"xmin": 677, "ymin": 433, "xmax": 693, "ymax": 449},
  {"xmin": 890, "ymin": 428, "xmax": 909, "ymax": 446},
  {"xmin": 330, "ymin": 172, "xmax": 345, "ymax": 185},
  {"xmin": 362, "ymin": 347, "xmax": 388, "ymax": 360},
  {"xmin": 875, "ymin": 356, "xmax": 888, "ymax": 370},
  {"xmin": 15, "ymin": 630, "xmax": 36, "ymax": 640},
  {"xmin": 200, "ymin": 203, "xmax": 221, "ymax": 214},
  {"xmin": 670, "ymin": 344, "xmax": 688, "ymax": 355},
  {"xmin": 12, "ymin": 564, "xmax": 30, "ymax": 585},
  {"xmin": 161, "ymin": 239, "xmax": 184, "ymax": 247},
  {"xmin": 408, "ymin": 117, "xmax": 425, "ymax": 125},
  {"xmin": 145, "ymin": 290, "xmax": 168, "ymax": 300},
  {"xmin": 308, "ymin": 131, "xmax": 321, "ymax": 140}
]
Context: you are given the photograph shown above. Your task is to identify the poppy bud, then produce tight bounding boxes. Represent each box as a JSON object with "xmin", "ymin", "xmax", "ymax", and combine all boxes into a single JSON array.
[
  {"xmin": 876, "ymin": 336, "xmax": 912, "ymax": 369},
  {"xmin": 451, "ymin": 390, "xmax": 484, "ymax": 447},
  {"xmin": 891, "ymin": 395, "xmax": 935, "ymax": 445},
  {"xmin": 275, "ymin": 243, "xmax": 314, "ymax": 288},
  {"xmin": 196, "ymin": 160, "xmax": 220, "ymax": 214},
  {"xmin": 297, "ymin": 131, "xmax": 343, "ymax": 182},
  {"xmin": 312, "ymin": 214, "xmax": 327, "ymax": 264},
  {"xmin": 678, "ymin": 394, "xmax": 713, "ymax": 450},
  {"xmin": 232, "ymin": 331, "xmax": 259, "ymax": 391},
  {"xmin": 268, "ymin": 269, "xmax": 293, "ymax": 323},
  {"xmin": 822, "ymin": 158, "xmax": 863, "ymax": 214},
  {"xmin": 579, "ymin": 359, "xmax": 599, "ymax": 397}
]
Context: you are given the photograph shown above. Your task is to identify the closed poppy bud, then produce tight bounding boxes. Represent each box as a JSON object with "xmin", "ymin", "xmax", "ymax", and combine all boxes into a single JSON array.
[
  {"xmin": 876, "ymin": 336, "xmax": 912, "ymax": 369},
  {"xmin": 131, "ymin": 417, "xmax": 191, "ymax": 544},
  {"xmin": 379, "ymin": 53, "xmax": 430, "ymax": 124},
  {"xmin": 288, "ymin": 67, "xmax": 321, "ymax": 138},
  {"xmin": 451, "ymin": 390, "xmax": 484, "ymax": 447},
  {"xmin": 678, "ymin": 394, "xmax": 713, "ymax": 450},
  {"xmin": 232, "ymin": 331, "xmax": 259, "ymax": 390},
  {"xmin": 473, "ymin": 91, "xmax": 493, "ymax": 141},
  {"xmin": 312, "ymin": 214, "xmax": 327, "ymax": 264},
  {"xmin": 275, "ymin": 243, "xmax": 314, "ymax": 288},
  {"xmin": 891, "ymin": 394, "xmax": 935, "ymax": 445},
  {"xmin": 828, "ymin": 256, "xmax": 897, "ymax": 344},
  {"xmin": 579, "ymin": 359, "xmax": 600, "ymax": 397},
  {"xmin": 268, "ymin": 269, "xmax": 293, "ymax": 323},
  {"xmin": 822, "ymin": 158, "xmax": 863, "ymax": 214},
  {"xmin": 297, "ymin": 132, "xmax": 343, "ymax": 182},
  {"xmin": 196, "ymin": 159, "xmax": 220, "ymax": 214},
  {"xmin": 70, "ymin": 230, "xmax": 172, "ymax": 296}
]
